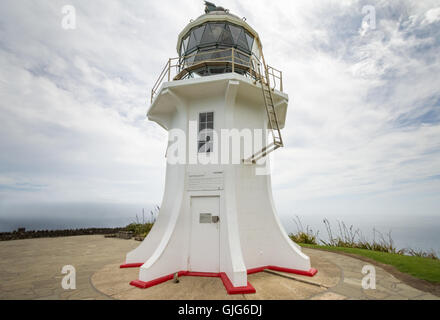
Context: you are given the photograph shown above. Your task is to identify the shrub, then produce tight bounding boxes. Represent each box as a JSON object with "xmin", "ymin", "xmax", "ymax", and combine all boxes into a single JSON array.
[
  {"xmin": 125, "ymin": 205, "xmax": 160, "ymax": 238},
  {"xmin": 288, "ymin": 216, "xmax": 319, "ymax": 245},
  {"xmin": 125, "ymin": 223, "xmax": 154, "ymax": 237}
]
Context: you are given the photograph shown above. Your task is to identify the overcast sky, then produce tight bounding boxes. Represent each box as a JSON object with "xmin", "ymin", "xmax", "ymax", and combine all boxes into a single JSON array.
[{"xmin": 0, "ymin": 0, "xmax": 439, "ymax": 230}]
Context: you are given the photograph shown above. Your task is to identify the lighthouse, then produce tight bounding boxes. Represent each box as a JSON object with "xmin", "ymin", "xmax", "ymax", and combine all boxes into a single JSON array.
[{"xmin": 122, "ymin": 2, "xmax": 317, "ymax": 294}]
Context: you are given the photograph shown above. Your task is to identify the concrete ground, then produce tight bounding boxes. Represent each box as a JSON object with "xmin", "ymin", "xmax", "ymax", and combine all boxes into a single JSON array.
[{"xmin": 0, "ymin": 235, "xmax": 438, "ymax": 300}]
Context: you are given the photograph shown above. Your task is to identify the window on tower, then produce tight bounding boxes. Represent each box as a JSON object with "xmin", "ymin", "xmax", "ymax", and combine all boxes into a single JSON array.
[{"xmin": 198, "ymin": 112, "xmax": 214, "ymax": 153}]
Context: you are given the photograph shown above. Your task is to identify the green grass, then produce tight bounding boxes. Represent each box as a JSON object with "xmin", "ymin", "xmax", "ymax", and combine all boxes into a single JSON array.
[{"xmin": 299, "ymin": 243, "xmax": 440, "ymax": 283}]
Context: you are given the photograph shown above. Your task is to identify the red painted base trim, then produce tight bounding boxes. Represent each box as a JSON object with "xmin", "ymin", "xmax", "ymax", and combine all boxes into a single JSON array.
[
  {"xmin": 129, "ymin": 272, "xmax": 172, "ymax": 289},
  {"xmin": 308, "ymin": 268, "xmax": 318, "ymax": 276},
  {"xmin": 120, "ymin": 263, "xmax": 143, "ymax": 269},
  {"xmin": 220, "ymin": 273, "xmax": 256, "ymax": 294},
  {"xmin": 129, "ymin": 270, "xmax": 255, "ymax": 295},
  {"xmin": 247, "ymin": 266, "xmax": 266, "ymax": 275},
  {"xmin": 126, "ymin": 265, "xmax": 317, "ymax": 294},
  {"xmin": 267, "ymin": 266, "xmax": 318, "ymax": 277}
]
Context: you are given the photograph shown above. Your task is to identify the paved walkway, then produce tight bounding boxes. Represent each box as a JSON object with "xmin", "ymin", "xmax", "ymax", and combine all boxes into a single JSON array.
[
  {"xmin": 0, "ymin": 235, "xmax": 438, "ymax": 300},
  {"xmin": 0, "ymin": 235, "xmax": 133, "ymax": 299}
]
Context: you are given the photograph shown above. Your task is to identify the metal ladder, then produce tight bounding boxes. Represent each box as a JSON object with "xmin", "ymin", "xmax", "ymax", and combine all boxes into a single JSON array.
[{"xmin": 243, "ymin": 59, "xmax": 284, "ymax": 164}]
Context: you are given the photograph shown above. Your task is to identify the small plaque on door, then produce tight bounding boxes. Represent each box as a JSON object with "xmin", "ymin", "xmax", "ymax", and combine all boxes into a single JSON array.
[{"xmin": 199, "ymin": 213, "xmax": 212, "ymax": 223}]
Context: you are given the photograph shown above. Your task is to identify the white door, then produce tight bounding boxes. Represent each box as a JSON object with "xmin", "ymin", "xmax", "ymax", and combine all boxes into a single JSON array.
[{"xmin": 189, "ymin": 196, "xmax": 220, "ymax": 272}]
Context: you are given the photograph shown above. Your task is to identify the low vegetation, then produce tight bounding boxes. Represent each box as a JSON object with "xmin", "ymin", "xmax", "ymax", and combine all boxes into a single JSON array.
[
  {"xmin": 289, "ymin": 216, "xmax": 438, "ymax": 259},
  {"xmin": 289, "ymin": 216, "xmax": 440, "ymax": 283},
  {"xmin": 125, "ymin": 206, "xmax": 159, "ymax": 240},
  {"xmin": 289, "ymin": 216, "xmax": 319, "ymax": 245}
]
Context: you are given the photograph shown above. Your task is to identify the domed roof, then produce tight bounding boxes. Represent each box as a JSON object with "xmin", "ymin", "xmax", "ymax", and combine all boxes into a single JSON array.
[{"xmin": 197, "ymin": 9, "xmax": 242, "ymax": 20}]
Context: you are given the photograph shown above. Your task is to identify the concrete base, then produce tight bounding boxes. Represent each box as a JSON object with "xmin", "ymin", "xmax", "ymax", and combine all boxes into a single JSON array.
[{"xmin": 125, "ymin": 266, "xmax": 317, "ymax": 295}]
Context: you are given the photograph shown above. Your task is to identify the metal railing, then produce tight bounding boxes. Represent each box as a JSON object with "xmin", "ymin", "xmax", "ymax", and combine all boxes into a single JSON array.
[{"xmin": 150, "ymin": 48, "xmax": 283, "ymax": 103}]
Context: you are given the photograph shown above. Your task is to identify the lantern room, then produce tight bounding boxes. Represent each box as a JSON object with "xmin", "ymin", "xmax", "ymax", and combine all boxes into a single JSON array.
[{"xmin": 175, "ymin": 6, "xmax": 262, "ymax": 80}]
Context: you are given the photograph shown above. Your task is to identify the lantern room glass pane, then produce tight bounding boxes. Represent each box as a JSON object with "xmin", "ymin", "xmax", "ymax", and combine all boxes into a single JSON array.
[
  {"xmin": 187, "ymin": 32, "xmax": 198, "ymax": 52},
  {"xmin": 210, "ymin": 23, "xmax": 225, "ymax": 42},
  {"xmin": 200, "ymin": 24, "xmax": 215, "ymax": 45},
  {"xmin": 236, "ymin": 30, "xmax": 249, "ymax": 51},
  {"xmin": 209, "ymin": 48, "xmax": 230, "ymax": 61},
  {"xmin": 185, "ymin": 54, "xmax": 195, "ymax": 66},
  {"xmin": 219, "ymin": 25, "xmax": 234, "ymax": 45},
  {"xmin": 194, "ymin": 48, "xmax": 214, "ymax": 63},
  {"xmin": 229, "ymin": 24, "xmax": 242, "ymax": 43},
  {"xmin": 193, "ymin": 25, "xmax": 205, "ymax": 42},
  {"xmin": 182, "ymin": 35, "xmax": 189, "ymax": 53},
  {"xmin": 234, "ymin": 51, "xmax": 249, "ymax": 65},
  {"xmin": 245, "ymin": 32, "xmax": 254, "ymax": 51}
]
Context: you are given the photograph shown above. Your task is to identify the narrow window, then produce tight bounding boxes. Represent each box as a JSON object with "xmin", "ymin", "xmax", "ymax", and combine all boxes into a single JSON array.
[{"xmin": 198, "ymin": 112, "xmax": 214, "ymax": 153}]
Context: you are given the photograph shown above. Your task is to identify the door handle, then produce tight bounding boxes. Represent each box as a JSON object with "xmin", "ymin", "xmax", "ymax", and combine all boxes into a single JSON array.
[{"xmin": 212, "ymin": 216, "xmax": 220, "ymax": 223}]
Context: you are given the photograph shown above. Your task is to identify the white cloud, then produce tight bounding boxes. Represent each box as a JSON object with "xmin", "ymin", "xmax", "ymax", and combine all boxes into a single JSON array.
[{"xmin": 422, "ymin": 7, "xmax": 440, "ymax": 24}]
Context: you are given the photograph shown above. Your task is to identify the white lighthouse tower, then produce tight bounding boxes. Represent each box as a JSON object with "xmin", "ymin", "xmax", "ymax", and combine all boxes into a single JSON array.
[{"xmin": 122, "ymin": 2, "xmax": 317, "ymax": 294}]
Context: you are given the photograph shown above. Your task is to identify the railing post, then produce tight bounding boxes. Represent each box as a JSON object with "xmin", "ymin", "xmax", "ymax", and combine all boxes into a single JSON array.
[
  {"xmin": 272, "ymin": 71, "xmax": 276, "ymax": 91},
  {"xmin": 280, "ymin": 71, "xmax": 283, "ymax": 92},
  {"xmin": 231, "ymin": 48, "xmax": 235, "ymax": 73},
  {"xmin": 168, "ymin": 58, "xmax": 171, "ymax": 81}
]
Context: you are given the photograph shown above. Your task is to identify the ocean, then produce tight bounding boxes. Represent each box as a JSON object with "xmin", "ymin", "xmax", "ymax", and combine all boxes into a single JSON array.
[{"xmin": 0, "ymin": 202, "xmax": 439, "ymax": 256}]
